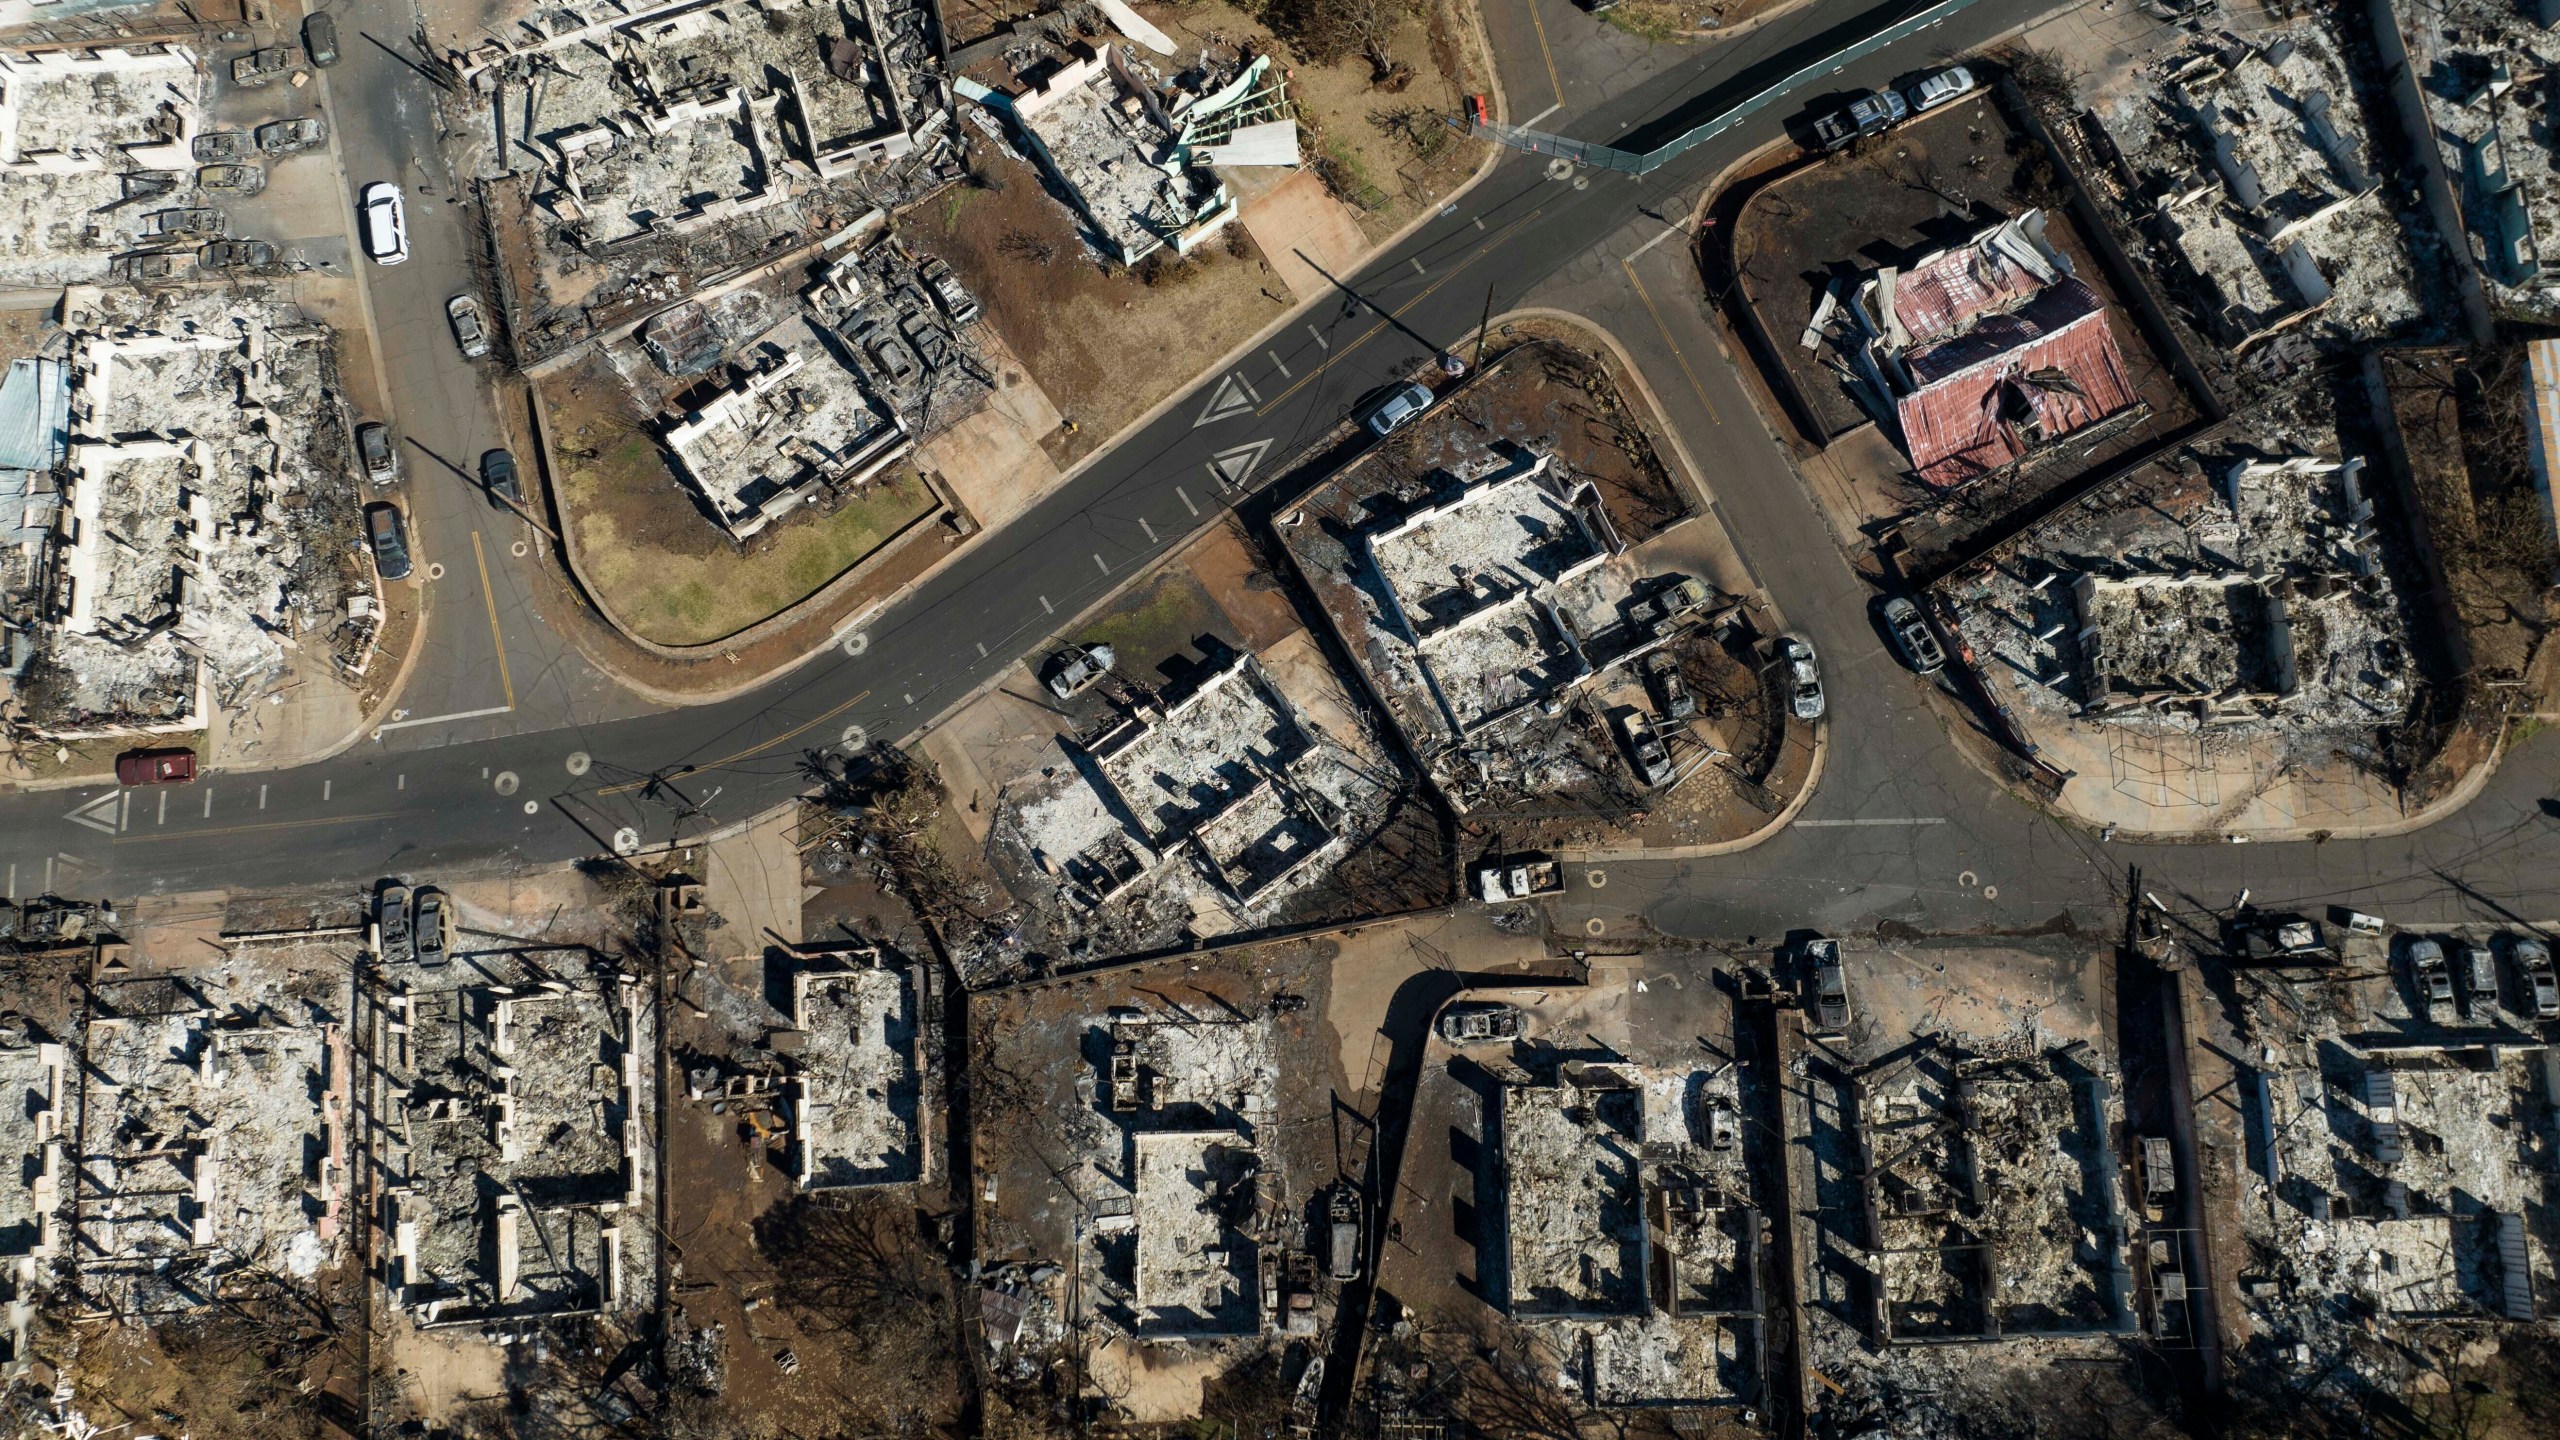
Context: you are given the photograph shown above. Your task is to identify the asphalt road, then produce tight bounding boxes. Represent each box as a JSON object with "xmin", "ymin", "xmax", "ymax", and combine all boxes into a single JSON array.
[
  {"xmin": 306, "ymin": 0, "xmax": 658, "ymax": 747},
  {"xmin": 9, "ymin": 0, "xmax": 2557, "ymax": 942}
]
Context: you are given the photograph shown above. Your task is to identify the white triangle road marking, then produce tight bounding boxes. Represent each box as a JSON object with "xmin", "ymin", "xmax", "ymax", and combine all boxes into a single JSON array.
[
  {"xmin": 1192, "ymin": 370, "xmax": 1261, "ymax": 427},
  {"xmin": 64, "ymin": 791, "xmax": 120, "ymax": 836},
  {"xmin": 1207, "ymin": 437, "xmax": 1274, "ymax": 491}
]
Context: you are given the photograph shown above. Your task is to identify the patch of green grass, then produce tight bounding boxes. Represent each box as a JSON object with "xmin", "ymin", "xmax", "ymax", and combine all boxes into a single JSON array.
[
  {"xmin": 942, "ymin": 188, "xmax": 973, "ymax": 233},
  {"xmin": 1074, "ymin": 567, "xmax": 1228, "ymax": 675}
]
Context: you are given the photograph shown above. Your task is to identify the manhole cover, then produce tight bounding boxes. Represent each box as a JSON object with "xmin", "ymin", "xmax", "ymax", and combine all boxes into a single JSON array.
[
  {"xmin": 612, "ymin": 827, "xmax": 640, "ymax": 855},
  {"xmin": 565, "ymin": 751, "xmax": 591, "ymax": 776},
  {"xmin": 841, "ymin": 631, "xmax": 869, "ymax": 657},
  {"xmin": 493, "ymin": 771, "xmax": 520, "ymax": 796}
]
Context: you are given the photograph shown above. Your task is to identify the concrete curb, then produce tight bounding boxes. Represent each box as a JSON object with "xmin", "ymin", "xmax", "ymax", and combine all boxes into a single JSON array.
[
  {"xmin": 1559, "ymin": 715, "xmax": 1827, "ymax": 862},
  {"xmin": 523, "ymin": 4, "xmax": 1515, "ymax": 710}
]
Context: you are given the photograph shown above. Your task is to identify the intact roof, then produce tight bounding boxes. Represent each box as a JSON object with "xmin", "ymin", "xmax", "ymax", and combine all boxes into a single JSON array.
[
  {"xmin": 0, "ymin": 359, "xmax": 68, "ymax": 473},
  {"xmin": 1895, "ymin": 278, "xmax": 2139, "ymax": 489}
]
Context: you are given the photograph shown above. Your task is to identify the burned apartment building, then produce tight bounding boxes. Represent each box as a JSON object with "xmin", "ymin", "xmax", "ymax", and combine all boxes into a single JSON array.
[
  {"xmin": 4, "ymin": 287, "xmax": 374, "ymax": 736},
  {"xmin": 1947, "ymin": 407, "xmax": 2416, "ymax": 765},
  {"xmin": 0, "ymin": 1015, "xmax": 63, "ymax": 1368},
  {"xmin": 959, "ymin": 42, "xmax": 1292, "ymax": 267},
  {"xmin": 2106, "ymin": 23, "xmax": 2422, "ymax": 349},
  {"xmin": 1493, "ymin": 1062, "xmax": 1765, "ymax": 1408},
  {"xmin": 990, "ymin": 644, "xmax": 1400, "ymax": 947},
  {"xmin": 70, "ymin": 968, "xmax": 350, "ymax": 1317},
  {"xmin": 1084, "ymin": 1004, "xmax": 1280, "ymax": 1340},
  {"xmin": 461, "ymin": 0, "xmax": 930, "ymax": 254},
  {"xmin": 1852, "ymin": 1041, "xmax": 2132, "ymax": 1346},
  {"xmin": 2237, "ymin": 944, "xmax": 2560, "ymax": 1393},
  {"xmin": 1842, "ymin": 211, "xmax": 2145, "ymax": 490},
  {"xmin": 2389, "ymin": 0, "xmax": 2560, "ymax": 316},
  {"xmin": 371, "ymin": 947, "xmax": 655, "ymax": 1329},
  {"xmin": 604, "ymin": 216, "xmax": 1006, "ymax": 543},
  {"xmin": 1281, "ymin": 442, "xmax": 1734, "ymax": 813},
  {"xmin": 0, "ymin": 45, "xmax": 205, "ymax": 290},
  {"xmin": 783, "ymin": 944, "xmax": 924, "ymax": 1190}
]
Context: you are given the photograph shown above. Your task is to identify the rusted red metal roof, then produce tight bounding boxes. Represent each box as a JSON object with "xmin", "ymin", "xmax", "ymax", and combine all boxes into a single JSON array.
[{"xmin": 1895, "ymin": 279, "xmax": 2139, "ymax": 489}]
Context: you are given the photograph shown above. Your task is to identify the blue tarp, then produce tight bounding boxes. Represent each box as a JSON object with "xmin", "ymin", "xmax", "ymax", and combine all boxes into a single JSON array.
[{"xmin": 0, "ymin": 358, "xmax": 67, "ymax": 473}]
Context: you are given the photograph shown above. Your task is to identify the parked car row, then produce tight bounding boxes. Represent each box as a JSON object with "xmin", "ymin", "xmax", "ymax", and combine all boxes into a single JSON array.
[
  {"xmin": 1812, "ymin": 66, "xmax": 1977, "ymax": 151},
  {"xmin": 375, "ymin": 882, "xmax": 450, "ymax": 966},
  {"xmin": 2405, "ymin": 935, "xmax": 2559, "ymax": 1021}
]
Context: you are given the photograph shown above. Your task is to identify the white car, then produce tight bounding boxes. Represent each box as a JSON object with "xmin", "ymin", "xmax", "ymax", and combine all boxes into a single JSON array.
[
  {"xmin": 1357, "ymin": 381, "xmax": 1433, "ymax": 438},
  {"xmin": 1905, "ymin": 65, "xmax": 1977, "ymax": 114},
  {"xmin": 360, "ymin": 182, "xmax": 408, "ymax": 265},
  {"xmin": 1778, "ymin": 636, "xmax": 1825, "ymax": 721}
]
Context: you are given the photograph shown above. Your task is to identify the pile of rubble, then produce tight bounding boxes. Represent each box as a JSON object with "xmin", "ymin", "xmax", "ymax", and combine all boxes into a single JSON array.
[
  {"xmin": 4, "ymin": 286, "xmax": 371, "ymax": 736},
  {"xmin": 2391, "ymin": 0, "xmax": 2560, "ymax": 318},
  {"xmin": 1947, "ymin": 405, "xmax": 2417, "ymax": 760},
  {"xmin": 1495, "ymin": 1061, "xmax": 1764, "ymax": 1407},
  {"xmin": 988, "ymin": 643, "xmax": 1401, "ymax": 955},
  {"xmin": 2096, "ymin": 22, "xmax": 2423, "ymax": 348},
  {"xmin": 0, "ymin": 46, "xmax": 204, "ymax": 290}
]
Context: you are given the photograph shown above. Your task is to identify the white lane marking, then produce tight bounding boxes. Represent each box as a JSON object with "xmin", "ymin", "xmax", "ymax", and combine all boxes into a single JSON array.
[
  {"xmin": 4, "ymin": 866, "xmax": 11, "ymax": 899},
  {"xmin": 1094, "ymin": 553, "xmax": 1110, "ymax": 574},
  {"xmin": 1175, "ymin": 485, "xmax": 1199, "ymax": 517},
  {"xmin": 1193, "ymin": 371, "xmax": 1260, "ymax": 426},
  {"xmin": 63, "ymin": 794, "xmax": 119, "ymax": 836},
  {"xmin": 903, "ymin": 691, "xmax": 914, "ymax": 704},
  {"xmin": 1139, "ymin": 516, "xmax": 1159, "ymax": 543},
  {"xmin": 1409, "ymin": 257, "xmax": 1426, "ymax": 276},
  {"xmin": 121, "ymin": 793, "xmax": 130, "ymax": 831},
  {"xmin": 1208, "ymin": 438, "xmax": 1274, "ymax": 490},
  {"xmin": 399, "ymin": 773, "xmax": 406, "ymax": 789},
  {"xmin": 158, "ymin": 790, "xmax": 167, "ymax": 826},
  {"xmin": 322, "ymin": 780, "xmax": 332, "ymax": 801},
  {"xmin": 1795, "ymin": 817, "xmax": 1947, "ymax": 827},
  {"xmin": 1039, "ymin": 594, "xmax": 1054, "ymax": 614},
  {"xmin": 1628, "ymin": 224, "xmax": 1686, "ymax": 260},
  {"xmin": 1473, "ymin": 216, "xmax": 1485, "ymax": 231},
  {"xmin": 976, "ymin": 641, "xmax": 989, "ymax": 657},
  {"xmin": 1307, "ymin": 325, "xmax": 1329, "ymax": 351},
  {"xmin": 1267, "ymin": 349, "xmax": 1292, "ymax": 379},
  {"xmin": 375, "ymin": 703, "xmax": 512, "ymax": 734},
  {"xmin": 202, "ymin": 788, "xmax": 213, "ymax": 818},
  {"xmin": 259, "ymin": 784, "xmax": 268, "ymax": 810},
  {"xmin": 1524, "ymin": 102, "xmax": 1561, "ymax": 126}
]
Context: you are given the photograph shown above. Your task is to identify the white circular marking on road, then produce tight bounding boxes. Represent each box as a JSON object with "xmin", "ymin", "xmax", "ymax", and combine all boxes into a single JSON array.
[
  {"xmin": 1586, "ymin": 917, "xmax": 1607, "ymax": 936},
  {"xmin": 839, "ymin": 724, "xmax": 867, "ymax": 751},
  {"xmin": 1585, "ymin": 868, "xmax": 1608, "ymax": 889},
  {"xmin": 426, "ymin": 562, "xmax": 447, "ymax": 581},
  {"xmin": 494, "ymin": 771, "xmax": 520, "ymax": 796},
  {"xmin": 523, "ymin": 800, "xmax": 540, "ymax": 815},
  {"xmin": 1982, "ymin": 885, "xmax": 1999, "ymax": 901},
  {"xmin": 612, "ymin": 827, "xmax": 640, "ymax": 855},
  {"xmin": 1958, "ymin": 869, "xmax": 1978, "ymax": 888},
  {"xmin": 1572, "ymin": 175, "xmax": 1589, "ymax": 191},
  {"xmin": 566, "ymin": 751, "xmax": 591, "ymax": 776},
  {"xmin": 841, "ymin": 631, "xmax": 869, "ymax": 657},
  {"xmin": 1546, "ymin": 157, "xmax": 1575, "ymax": 182},
  {"xmin": 511, "ymin": 540, "xmax": 529, "ymax": 558}
]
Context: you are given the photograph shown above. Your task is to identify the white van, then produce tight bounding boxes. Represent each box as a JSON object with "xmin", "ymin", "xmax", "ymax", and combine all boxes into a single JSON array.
[{"xmin": 360, "ymin": 182, "xmax": 409, "ymax": 265}]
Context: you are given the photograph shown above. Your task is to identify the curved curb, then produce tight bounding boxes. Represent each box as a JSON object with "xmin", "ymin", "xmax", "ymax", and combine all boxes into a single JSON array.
[
  {"xmin": 524, "ymin": 6, "xmax": 1516, "ymax": 711},
  {"xmin": 1557, "ymin": 714, "xmax": 1827, "ymax": 863},
  {"xmin": 1941, "ymin": 702, "xmax": 2517, "ymax": 848}
]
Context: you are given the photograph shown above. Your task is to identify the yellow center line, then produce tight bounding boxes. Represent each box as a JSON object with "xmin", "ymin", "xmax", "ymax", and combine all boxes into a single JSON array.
[
  {"xmin": 1524, "ymin": 0, "xmax": 1565, "ymax": 111},
  {"xmin": 1621, "ymin": 254, "xmax": 1722, "ymax": 427},
  {"xmin": 593, "ymin": 688, "xmax": 873, "ymax": 796},
  {"xmin": 115, "ymin": 811, "xmax": 410, "ymax": 844},
  {"xmin": 471, "ymin": 530, "xmax": 518, "ymax": 711},
  {"xmin": 1257, "ymin": 206, "xmax": 1547, "ymax": 417}
]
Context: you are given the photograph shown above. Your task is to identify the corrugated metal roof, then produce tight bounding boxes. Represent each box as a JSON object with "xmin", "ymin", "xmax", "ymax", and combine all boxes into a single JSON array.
[
  {"xmin": 0, "ymin": 358, "xmax": 68, "ymax": 473},
  {"xmin": 1896, "ymin": 283, "xmax": 2140, "ymax": 489},
  {"xmin": 1890, "ymin": 214, "xmax": 2062, "ymax": 346}
]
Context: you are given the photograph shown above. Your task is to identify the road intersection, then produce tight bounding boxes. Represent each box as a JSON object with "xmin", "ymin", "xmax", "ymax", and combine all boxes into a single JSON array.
[{"xmin": 8, "ymin": 0, "xmax": 2555, "ymax": 945}]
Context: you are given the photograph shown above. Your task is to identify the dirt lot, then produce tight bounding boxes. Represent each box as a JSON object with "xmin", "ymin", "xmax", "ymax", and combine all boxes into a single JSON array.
[
  {"xmin": 535, "ymin": 361, "xmax": 944, "ymax": 646},
  {"xmin": 915, "ymin": 0, "xmax": 1487, "ymax": 467},
  {"xmin": 1728, "ymin": 94, "xmax": 2204, "ymax": 567},
  {"xmin": 1604, "ymin": 0, "xmax": 1807, "ymax": 44}
]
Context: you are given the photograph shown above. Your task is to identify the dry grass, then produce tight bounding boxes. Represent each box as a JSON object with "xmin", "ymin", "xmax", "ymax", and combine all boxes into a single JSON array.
[{"xmin": 539, "ymin": 367, "xmax": 940, "ymax": 646}]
